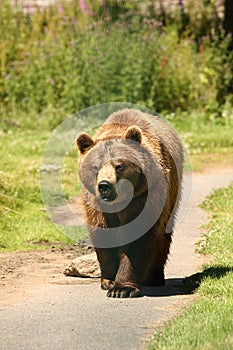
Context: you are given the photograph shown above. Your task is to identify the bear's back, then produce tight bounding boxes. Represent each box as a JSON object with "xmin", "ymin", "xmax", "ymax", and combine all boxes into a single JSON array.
[{"xmin": 104, "ymin": 108, "xmax": 183, "ymax": 179}]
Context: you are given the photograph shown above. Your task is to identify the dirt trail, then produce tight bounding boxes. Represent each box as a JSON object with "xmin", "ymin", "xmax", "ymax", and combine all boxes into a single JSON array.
[
  {"xmin": 0, "ymin": 246, "xmax": 90, "ymax": 306},
  {"xmin": 0, "ymin": 168, "xmax": 232, "ymax": 350}
]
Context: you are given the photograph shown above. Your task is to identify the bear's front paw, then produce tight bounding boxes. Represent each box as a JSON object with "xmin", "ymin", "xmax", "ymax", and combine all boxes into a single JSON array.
[{"xmin": 107, "ymin": 283, "xmax": 141, "ymax": 298}]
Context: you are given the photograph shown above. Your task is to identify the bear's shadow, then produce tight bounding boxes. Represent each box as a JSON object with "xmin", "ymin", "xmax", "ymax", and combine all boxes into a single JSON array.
[
  {"xmin": 142, "ymin": 265, "xmax": 233, "ymax": 297},
  {"xmin": 141, "ymin": 278, "xmax": 185, "ymax": 297}
]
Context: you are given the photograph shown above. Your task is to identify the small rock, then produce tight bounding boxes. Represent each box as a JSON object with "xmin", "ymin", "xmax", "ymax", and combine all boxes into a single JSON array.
[{"xmin": 64, "ymin": 253, "xmax": 100, "ymax": 278}]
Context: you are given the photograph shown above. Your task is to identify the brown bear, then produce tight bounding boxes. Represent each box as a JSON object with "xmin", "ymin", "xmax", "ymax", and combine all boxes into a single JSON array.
[{"xmin": 76, "ymin": 108, "xmax": 183, "ymax": 298}]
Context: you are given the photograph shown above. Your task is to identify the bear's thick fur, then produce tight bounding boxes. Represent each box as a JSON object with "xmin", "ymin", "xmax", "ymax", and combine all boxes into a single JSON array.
[{"xmin": 76, "ymin": 108, "xmax": 183, "ymax": 298}]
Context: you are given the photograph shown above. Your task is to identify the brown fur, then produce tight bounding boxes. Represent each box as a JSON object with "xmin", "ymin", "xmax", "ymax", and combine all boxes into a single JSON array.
[{"xmin": 76, "ymin": 109, "xmax": 183, "ymax": 298}]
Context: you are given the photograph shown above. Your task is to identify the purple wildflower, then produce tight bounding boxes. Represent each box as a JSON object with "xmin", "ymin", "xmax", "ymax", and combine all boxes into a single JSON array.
[
  {"xmin": 25, "ymin": 3, "xmax": 35, "ymax": 15},
  {"xmin": 178, "ymin": 0, "xmax": 184, "ymax": 7},
  {"xmin": 79, "ymin": 0, "xmax": 87, "ymax": 14},
  {"xmin": 57, "ymin": 4, "xmax": 64, "ymax": 15}
]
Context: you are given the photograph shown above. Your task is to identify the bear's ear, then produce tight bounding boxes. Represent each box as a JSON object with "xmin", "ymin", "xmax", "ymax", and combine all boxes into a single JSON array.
[
  {"xmin": 76, "ymin": 133, "xmax": 94, "ymax": 154},
  {"xmin": 123, "ymin": 125, "xmax": 142, "ymax": 144}
]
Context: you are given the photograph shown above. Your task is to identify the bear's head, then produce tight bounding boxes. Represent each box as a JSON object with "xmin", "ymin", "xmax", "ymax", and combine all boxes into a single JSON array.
[{"xmin": 76, "ymin": 125, "xmax": 161, "ymax": 206}]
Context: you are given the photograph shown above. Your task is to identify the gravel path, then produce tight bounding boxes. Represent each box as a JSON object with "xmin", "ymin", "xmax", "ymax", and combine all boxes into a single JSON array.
[{"xmin": 0, "ymin": 169, "xmax": 232, "ymax": 350}]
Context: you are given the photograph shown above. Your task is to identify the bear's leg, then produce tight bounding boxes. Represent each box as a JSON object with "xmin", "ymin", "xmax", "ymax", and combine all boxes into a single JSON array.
[
  {"xmin": 144, "ymin": 232, "xmax": 172, "ymax": 286},
  {"xmin": 107, "ymin": 253, "xmax": 141, "ymax": 298},
  {"xmin": 95, "ymin": 248, "xmax": 119, "ymax": 290},
  {"xmin": 145, "ymin": 267, "xmax": 165, "ymax": 286}
]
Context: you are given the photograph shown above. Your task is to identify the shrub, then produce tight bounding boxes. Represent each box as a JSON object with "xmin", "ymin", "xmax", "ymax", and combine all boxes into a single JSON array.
[{"xmin": 0, "ymin": 0, "xmax": 232, "ymax": 128}]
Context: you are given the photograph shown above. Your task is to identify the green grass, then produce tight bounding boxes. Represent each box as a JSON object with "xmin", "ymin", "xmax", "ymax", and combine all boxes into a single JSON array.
[
  {"xmin": 170, "ymin": 110, "xmax": 233, "ymax": 171},
  {"xmin": 0, "ymin": 126, "xmax": 84, "ymax": 251},
  {"xmin": 149, "ymin": 183, "xmax": 233, "ymax": 350}
]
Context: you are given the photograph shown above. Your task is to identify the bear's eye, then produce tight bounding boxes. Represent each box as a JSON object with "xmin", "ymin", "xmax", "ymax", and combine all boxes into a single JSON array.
[
  {"xmin": 92, "ymin": 165, "xmax": 99, "ymax": 173},
  {"xmin": 115, "ymin": 164, "xmax": 124, "ymax": 172}
]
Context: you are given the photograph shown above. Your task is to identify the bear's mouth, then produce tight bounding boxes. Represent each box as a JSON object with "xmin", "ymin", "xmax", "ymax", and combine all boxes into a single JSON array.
[
  {"xmin": 97, "ymin": 180, "xmax": 117, "ymax": 202},
  {"xmin": 100, "ymin": 192, "xmax": 117, "ymax": 202}
]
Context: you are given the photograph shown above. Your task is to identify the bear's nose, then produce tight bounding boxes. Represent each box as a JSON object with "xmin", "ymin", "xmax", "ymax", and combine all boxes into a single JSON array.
[{"xmin": 98, "ymin": 180, "xmax": 113, "ymax": 196}]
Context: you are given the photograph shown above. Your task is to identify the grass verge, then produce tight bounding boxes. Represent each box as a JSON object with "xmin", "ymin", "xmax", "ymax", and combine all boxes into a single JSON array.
[
  {"xmin": 149, "ymin": 183, "xmax": 233, "ymax": 350},
  {"xmin": 0, "ymin": 127, "xmax": 83, "ymax": 251}
]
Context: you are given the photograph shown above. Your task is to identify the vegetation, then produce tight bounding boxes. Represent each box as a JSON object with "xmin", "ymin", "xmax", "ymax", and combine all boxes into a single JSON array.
[
  {"xmin": 0, "ymin": 128, "xmax": 74, "ymax": 251},
  {"xmin": 1, "ymin": 0, "xmax": 233, "ymax": 121},
  {"xmin": 149, "ymin": 183, "xmax": 233, "ymax": 350},
  {"xmin": 170, "ymin": 110, "xmax": 233, "ymax": 170}
]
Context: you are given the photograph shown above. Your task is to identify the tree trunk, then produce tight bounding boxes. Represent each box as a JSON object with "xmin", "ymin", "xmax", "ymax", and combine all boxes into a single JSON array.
[{"xmin": 224, "ymin": 0, "xmax": 233, "ymax": 37}]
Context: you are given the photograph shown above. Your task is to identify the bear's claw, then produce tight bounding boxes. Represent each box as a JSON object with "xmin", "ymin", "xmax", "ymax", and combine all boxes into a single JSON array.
[
  {"xmin": 107, "ymin": 284, "xmax": 141, "ymax": 298},
  {"xmin": 101, "ymin": 278, "xmax": 114, "ymax": 290}
]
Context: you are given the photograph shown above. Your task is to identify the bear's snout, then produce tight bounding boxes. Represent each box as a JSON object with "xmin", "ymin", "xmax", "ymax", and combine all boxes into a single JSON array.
[{"xmin": 98, "ymin": 180, "xmax": 116, "ymax": 201}]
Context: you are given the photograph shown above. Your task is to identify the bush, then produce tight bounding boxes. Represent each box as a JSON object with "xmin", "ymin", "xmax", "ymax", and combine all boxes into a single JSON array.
[{"xmin": 0, "ymin": 0, "xmax": 232, "ymax": 128}]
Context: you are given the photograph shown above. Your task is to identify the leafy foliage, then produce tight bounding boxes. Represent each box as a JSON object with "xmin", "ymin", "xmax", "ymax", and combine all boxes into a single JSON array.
[{"xmin": 0, "ymin": 0, "xmax": 232, "ymax": 129}]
